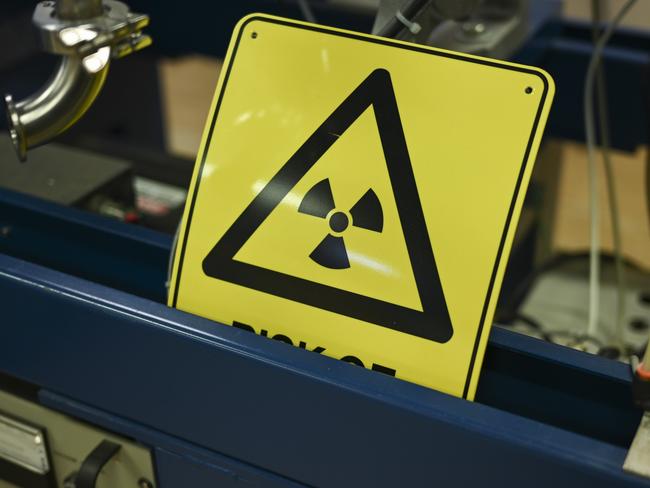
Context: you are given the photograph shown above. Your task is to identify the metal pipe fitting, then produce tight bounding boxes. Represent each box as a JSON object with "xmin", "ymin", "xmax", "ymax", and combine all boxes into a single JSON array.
[
  {"xmin": 5, "ymin": 56, "xmax": 108, "ymax": 161},
  {"xmin": 56, "ymin": 0, "xmax": 103, "ymax": 20},
  {"xmin": 4, "ymin": 0, "xmax": 150, "ymax": 162}
]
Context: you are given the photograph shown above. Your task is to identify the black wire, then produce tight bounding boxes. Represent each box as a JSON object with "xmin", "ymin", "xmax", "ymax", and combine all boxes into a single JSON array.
[
  {"xmin": 548, "ymin": 330, "xmax": 604, "ymax": 348},
  {"xmin": 501, "ymin": 311, "xmax": 542, "ymax": 330},
  {"xmin": 500, "ymin": 312, "xmax": 551, "ymax": 340},
  {"xmin": 496, "ymin": 251, "xmax": 643, "ymax": 357},
  {"xmin": 500, "ymin": 313, "xmax": 614, "ymax": 355},
  {"xmin": 497, "ymin": 251, "xmax": 643, "ymax": 323},
  {"xmin": 500, "ymin": 313, "xmax": 612, "ymax": 354}
]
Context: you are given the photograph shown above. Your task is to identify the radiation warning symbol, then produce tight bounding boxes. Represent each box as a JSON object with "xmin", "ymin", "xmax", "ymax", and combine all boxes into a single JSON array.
[
  {"xmin": 170, "ymin": 14, "xmax": 554, "ymax": 399},
  {"xmin": 298, "ymin": 180, "xmax": 383, "ymax": 269},
  {"xmin": 202, "ymin": 68, "xmax": 453, "ymax": 343}
]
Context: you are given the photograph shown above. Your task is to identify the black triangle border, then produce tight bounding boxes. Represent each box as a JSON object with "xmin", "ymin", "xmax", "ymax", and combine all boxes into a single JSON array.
[
  {"xmin": 171, "ymin": 16, "xmax": 550, "ymax": 399},
  {"xmin": 202, "ymin": 68, "xmax": 454, "ymax": 343}
]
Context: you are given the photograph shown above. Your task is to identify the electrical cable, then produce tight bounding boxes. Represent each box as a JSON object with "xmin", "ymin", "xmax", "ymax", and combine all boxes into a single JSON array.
[
  {"xmin": 376, "ymin": 0, "xmax": 429, "ymax": 38},
  {"xmin": 590, "ymin": 0, "xmax": 626, "ymax": 350},
  {"xmin": 496, "ymin": 251, "xmax": 642, "ymax": 324},
  {"xmin": 643, "ymin": 56, "xmax": 650, "ymax": 367},
  {"xmin": 500, "ymin": 313, "xmax": 612, "ymax": 356},
  {"xmin": 584, "ymin": 0, "xmax": 637, "ymax": 338},
  {"xmin": 646, "ymin": 43, "xmax": 650, "ymax": 259},
  {"xmin": 297, "ymin": 0, "xmax": 317, "ymax": 24},
  {"xmin": 647, "ymin": 144, "xmax": 650, "ymax": 234},
  {"xmin": 641, "ymin": 114, "xmax": 650, "ymax": 369},
  {"xmin": 496, "ymin": 250, "xmax": 645, "ymax": 359}
]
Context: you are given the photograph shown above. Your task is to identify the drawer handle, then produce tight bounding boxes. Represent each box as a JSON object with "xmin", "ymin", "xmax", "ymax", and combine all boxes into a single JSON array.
[{"xmin": 75, "ymin": 439, "xmax": 121, "ymax": 488}]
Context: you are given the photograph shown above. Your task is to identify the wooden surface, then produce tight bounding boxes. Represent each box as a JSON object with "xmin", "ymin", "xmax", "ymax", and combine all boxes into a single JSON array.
[
  {"xmin": 553, "ymin": 141, "xmax": 650, "ymax": 270},
  {"xmin": 159, "ymin": 55, "xmax": 223, "ymax": 159}
]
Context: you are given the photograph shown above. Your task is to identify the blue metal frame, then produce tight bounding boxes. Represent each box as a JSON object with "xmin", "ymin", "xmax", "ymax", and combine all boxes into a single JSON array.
[
  {"xmin": 0, "ymin": 184, "xmax": 643, "ymax": 443},
  {"xmin": 1, "ymin": 14, "xmax": 650, "ymax": 488},
  {"xmin": 0, "ymin": 187, "xmax": 170, "ymax": 302},
  {"xmin": 0, "ymin": 251, "xmax": 647, "ymax": 487}
]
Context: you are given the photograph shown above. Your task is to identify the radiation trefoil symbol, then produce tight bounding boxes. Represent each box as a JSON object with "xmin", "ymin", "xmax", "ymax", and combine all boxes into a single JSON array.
[
  {"xmin": 298, "ymin": 178, "xmax": 383, "ymax": 269},
  {"xmin": 202, "ymin": 68, "xmax": 454, "ymax": 343}
]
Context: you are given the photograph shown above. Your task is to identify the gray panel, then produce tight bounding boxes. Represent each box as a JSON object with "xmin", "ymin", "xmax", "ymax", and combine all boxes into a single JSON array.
[
  {"xmin": 0, "ymin": 135, "xmax": 131, "ymax": 206},
  {"xmin": 0, "ymin": 390, "xmax": 155, "ymax": 488}
]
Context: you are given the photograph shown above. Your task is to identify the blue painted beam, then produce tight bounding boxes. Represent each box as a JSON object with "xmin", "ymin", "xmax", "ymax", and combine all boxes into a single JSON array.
[
  {"xmin": 39, "ymin": 390, "xmax": 309, "ymax": 488},
  {"xmin": 0, "ymin": 187, "xmax": 171, "ymax": 301},
  {"xmin": 0, "ymin": 253, "xmax": 646, "ymax": 487}
]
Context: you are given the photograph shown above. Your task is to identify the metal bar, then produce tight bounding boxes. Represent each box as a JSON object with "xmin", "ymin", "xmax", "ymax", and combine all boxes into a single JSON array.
[
  {"xmin": 0, "ymin": 186, "xmax": 640, "ymax": 446},
  {"xmin": 38, "ymin": 390, "xmax": 309, "ymax": 487},
  {"xmin": 0, "ymin": 187, "xmax": 171, "ymax": 301},
  {"xmin": 56, "ymin": 0, "xmax": 103, "ymax": 20},
  {"xmin": 0, "ymin": 253, "xmax": 646, "ymax": 487}
]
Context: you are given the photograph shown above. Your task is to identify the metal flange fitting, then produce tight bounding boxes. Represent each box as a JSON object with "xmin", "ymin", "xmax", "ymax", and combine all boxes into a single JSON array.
[{"xmin": 4, "ymin": 0, "xmax": 151, "ymax": 161}]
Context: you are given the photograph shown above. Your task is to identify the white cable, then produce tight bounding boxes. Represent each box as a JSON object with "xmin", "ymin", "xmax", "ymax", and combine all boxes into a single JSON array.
[
  {"xmin": 603, "ymin": 138, "xmax": 626, "ymax": 348},
  {"xmin": 395, "ymin": 10, "xmax": 422, "ymax": 34},
  {"xmin": 297, "ymin": 0, "xmax": 317, "ymax": 24},
  {"xmin": 585, "ymin": 0, "xmax": 637, "ymax": 337},
  {"xmin": 591, "ymin": 0, "xmax": 626, "ymax": 351}
]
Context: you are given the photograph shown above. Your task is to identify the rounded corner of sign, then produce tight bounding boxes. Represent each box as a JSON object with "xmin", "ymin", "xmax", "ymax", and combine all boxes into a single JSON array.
[
  {"xmin": 528, "ymin": 67, "xmax": 555, "ymax": 97},
  {"xmin": 235, "ymin": 13, "xmax": 269, "ymax": 33}
]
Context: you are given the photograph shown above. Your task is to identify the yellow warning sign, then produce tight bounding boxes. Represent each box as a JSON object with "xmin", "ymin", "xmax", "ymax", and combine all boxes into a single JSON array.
[{"xmin": 169, "ymin": 14, "xmax": 554, "ymax": 399}]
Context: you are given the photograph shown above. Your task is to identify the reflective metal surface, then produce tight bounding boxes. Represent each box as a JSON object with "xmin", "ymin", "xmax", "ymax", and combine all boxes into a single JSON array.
[
  {"xmin": 372, "ymin": 0, "xmax": 560, "ymax": 60},
  {"xmin": 5, "ymin": 57, "xmax": 108, "ymax": 161},
  {"xmin": 4, "ymin": 0, "xmax": 150, "ymax": 161},
  {"xmin": 56, "ymin": 0, "xmax": 103, "ymax": 20}
]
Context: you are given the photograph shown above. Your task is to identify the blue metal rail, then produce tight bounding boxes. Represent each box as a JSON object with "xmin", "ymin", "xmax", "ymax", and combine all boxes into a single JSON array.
[
  {"xmin": 0, "ymin": 187, "xmax": 171, "ymax": 302},
  {"xmin": 0, "ymin": 245, "xmax": 646, "ymax": 486},
  {"xmin": 0, "ymin": 14, "xmax": 649, "ymax": 487}
]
